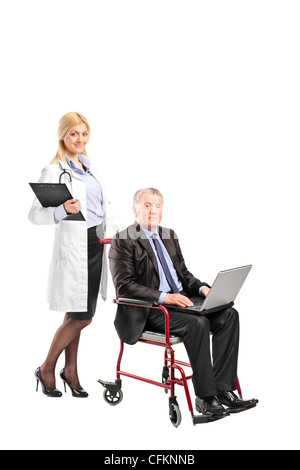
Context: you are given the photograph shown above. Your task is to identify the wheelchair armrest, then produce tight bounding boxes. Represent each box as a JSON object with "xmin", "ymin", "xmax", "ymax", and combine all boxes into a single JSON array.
[
  {"xmin": 114, "ymin": 298, "xmax": 171, "ymax": 345},
  {"xmin": 115, "ymin": 298, "xmax": 159, "ymax": 308}
]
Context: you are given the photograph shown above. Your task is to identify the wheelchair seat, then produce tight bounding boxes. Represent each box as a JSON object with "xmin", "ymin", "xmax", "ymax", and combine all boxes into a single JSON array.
[{"xmin": 140, "ymin": 330, "xmax": 183, "ymax": 345}]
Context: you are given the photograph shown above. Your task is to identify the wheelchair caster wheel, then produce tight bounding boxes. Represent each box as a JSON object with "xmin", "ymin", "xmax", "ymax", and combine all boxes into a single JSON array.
[
  {"xmin": 98, "ymin": 378, "xmax": 123, "ymax": 406},
  {"xmin": 103, "ymin": 388, "xmax": 123, "ymax": 406},
  {"xmin": 169, "ymin": 396, "xmax": 182, "ymax": 427}
]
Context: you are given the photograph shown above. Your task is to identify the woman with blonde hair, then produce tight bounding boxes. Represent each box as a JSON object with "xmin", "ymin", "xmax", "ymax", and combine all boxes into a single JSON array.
[{"xmin": 29, "ymin": 112, "xmax": 123, "ymax": 397}]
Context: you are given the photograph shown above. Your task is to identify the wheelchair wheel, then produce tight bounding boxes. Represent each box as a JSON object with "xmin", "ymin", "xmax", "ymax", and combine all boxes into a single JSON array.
[
  {"xmin": 169, "ymin": 402, "xmax": 182, "ymax": 427},
  {"xmin": 103, "ymin": 388, "xmax": 123, "ymax": 406}
]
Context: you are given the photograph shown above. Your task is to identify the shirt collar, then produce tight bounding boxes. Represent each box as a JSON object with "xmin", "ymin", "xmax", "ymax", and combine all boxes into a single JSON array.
[
  {"xmin": 139, "ymin": 225, "xmax": 159, "ymax": 239},
  {"xmin": 66, "ymin": 154, "xmax": 90, "ymax": 170}
]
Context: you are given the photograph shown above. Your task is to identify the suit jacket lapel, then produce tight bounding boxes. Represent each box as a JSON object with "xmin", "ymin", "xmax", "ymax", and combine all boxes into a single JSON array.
[
  {"xmin": 134, "ymin": 223, "xmax": 182, "ymax": 279},
  {"xmin": 135, "ymin": 223, "xmax": 160, "ymax": 277}
]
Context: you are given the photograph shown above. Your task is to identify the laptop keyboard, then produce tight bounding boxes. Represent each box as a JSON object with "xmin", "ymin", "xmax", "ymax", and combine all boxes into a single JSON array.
[{"xmin": 190, "ymin": 300, "xmax": 204, "ymax": 309}]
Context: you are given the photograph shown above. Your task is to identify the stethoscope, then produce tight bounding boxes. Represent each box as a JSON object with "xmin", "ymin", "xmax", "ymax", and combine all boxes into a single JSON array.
[{"xmin": 59, "ymin": 169, "xmax": 72, "ymax": 184}]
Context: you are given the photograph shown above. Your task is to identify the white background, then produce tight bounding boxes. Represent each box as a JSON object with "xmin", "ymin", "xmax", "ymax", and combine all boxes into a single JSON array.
[{"xmin": 1, "ymin": 0, "xmax": 299, "ymax": 450}]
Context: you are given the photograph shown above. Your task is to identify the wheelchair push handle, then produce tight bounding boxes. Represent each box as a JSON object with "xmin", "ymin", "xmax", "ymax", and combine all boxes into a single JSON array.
[{"xmin": 99, "ymin": 238, "xmax": 112, "ymax": 245}]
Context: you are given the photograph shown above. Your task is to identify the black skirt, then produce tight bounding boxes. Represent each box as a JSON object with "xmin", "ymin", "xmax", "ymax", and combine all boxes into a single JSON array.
[{"xmin": 67, "ymin": 224, "xmax": 104, "ymax": 320}]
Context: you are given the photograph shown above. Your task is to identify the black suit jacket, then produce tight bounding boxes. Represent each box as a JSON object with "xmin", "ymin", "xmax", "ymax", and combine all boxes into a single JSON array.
[{"xmin": 108, "ymin": 222, "xmax": 210, "ymax": 344}]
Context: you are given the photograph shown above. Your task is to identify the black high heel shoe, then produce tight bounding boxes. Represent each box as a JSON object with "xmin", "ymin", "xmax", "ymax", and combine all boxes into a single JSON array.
[
  {"xmin": 60, "ymin": 369, "xmax": 89, "ymax": 398},
  {"xmin": 35, "ymin": 368, "xmax": 62, "ymax": 398}
]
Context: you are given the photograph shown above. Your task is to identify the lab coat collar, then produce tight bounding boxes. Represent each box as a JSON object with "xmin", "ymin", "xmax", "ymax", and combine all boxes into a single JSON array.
[{"xmin": 58, "ymin": 156, "xmax": 86, "ymax": 182}]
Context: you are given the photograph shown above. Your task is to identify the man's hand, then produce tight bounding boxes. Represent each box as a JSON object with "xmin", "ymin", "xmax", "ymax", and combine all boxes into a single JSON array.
[
  {"xmin": 164, "ymin": 293, "xmax": 194, "ymax": 307},
  {"xmin": 201, "ymin": 287, "xmax": 210, "ymax": 297}
]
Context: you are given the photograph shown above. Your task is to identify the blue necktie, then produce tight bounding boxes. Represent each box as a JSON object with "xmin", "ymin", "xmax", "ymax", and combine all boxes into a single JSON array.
[{"xmin": 151, "ymin": 234, "xmax": 180, "ymax": 293}]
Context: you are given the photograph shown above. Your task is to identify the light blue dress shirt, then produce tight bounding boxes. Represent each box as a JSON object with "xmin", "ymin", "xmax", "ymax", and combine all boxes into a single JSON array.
[
  {"xmin": 54, "ymin": 154, "xmax": 104, "ymax": 229},
  {"xmin": 140, "ymin": 226, "xmax": 183, "ymax": 304},
  {"xmin": 140, "ymin": 226, "xmax": 205, "ymax": 305}
]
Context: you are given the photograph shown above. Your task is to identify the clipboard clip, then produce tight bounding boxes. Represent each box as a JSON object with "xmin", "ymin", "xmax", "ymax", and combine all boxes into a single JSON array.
[{"xmin": 59, "ymin": 169, "xmax": 72, "ymax": 184}]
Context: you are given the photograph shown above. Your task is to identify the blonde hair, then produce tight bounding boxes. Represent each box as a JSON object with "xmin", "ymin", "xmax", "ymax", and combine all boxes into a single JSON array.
[{"xmin": 50, "ymin": 112, "xmax": 90, "ymax": 164}]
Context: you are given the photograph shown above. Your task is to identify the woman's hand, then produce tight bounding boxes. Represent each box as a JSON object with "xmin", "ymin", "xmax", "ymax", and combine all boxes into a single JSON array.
[{"xmin": 64, "ymin": 199, "xmax": 82, "ymax": 214}]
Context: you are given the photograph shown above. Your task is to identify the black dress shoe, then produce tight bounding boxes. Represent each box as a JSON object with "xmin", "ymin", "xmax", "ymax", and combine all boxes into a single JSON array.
[
  {"xmin": 35, "ymin": 368, "xmax": 62, "ymax": 398},
  {"xmin": 218, "ymin": 391, "xmax": 258, "ymax": 413},
  {"xmin": 195, "ymin": 396, "xmax": 230, "ymax": 420},
  {"xmin": 60, "ymin": 369, "xmax": 89, "ymax": 398}
]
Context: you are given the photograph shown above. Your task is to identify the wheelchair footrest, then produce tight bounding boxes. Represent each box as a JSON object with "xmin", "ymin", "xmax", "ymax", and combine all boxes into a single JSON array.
[
  {"xmin": 98, "ymin": 378, "xmax": 122, "ymax": 395},
  {"xmin": 191, "ymin": 411, "xmax": 228, "ymax": 424},
  {"xmin": 224, "ymin": 399, "xmax": 258, "ymax": 414},
  {"xmin": 192, "ymin": 413, "xmax": 209, "ymax": 424}
]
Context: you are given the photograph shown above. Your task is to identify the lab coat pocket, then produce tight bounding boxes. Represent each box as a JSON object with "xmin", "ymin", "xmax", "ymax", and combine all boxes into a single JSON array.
[{"xmin": 54, "ymin": 225, "xmax": 78, "ymax": 260}]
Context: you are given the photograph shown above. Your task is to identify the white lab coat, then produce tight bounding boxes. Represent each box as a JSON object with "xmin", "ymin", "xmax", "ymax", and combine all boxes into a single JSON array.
[{"xmin": 28, "ymin": 160, "xmax": 123, "ymax": 312}]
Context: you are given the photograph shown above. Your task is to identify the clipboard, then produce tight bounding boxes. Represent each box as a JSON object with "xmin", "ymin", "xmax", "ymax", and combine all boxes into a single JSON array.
[{"xmin": 29, "ymin": 183, "xmax": 85, "ymax": 221}]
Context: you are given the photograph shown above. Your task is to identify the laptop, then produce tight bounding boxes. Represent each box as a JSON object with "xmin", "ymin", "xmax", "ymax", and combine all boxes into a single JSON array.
[{"xmin": 171, "ymin": 265, "xmax": 252, "ymax": 315}]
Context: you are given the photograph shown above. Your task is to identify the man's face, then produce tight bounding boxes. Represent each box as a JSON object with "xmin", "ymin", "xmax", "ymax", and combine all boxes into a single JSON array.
[{"xmin": 133, "ymin": 192, "xmax": 163, "ymax": 231}]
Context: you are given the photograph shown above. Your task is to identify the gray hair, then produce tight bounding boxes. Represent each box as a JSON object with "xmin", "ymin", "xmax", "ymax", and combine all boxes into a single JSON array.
[{"xmin": 133, "ymin": 188, "xmax": 164, "ymax": 206}]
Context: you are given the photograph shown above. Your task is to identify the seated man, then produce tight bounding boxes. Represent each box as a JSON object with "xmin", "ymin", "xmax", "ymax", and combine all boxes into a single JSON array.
[{"xmin": 108, "ymin": 188, "xmax": 257, "ymax": 419}]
